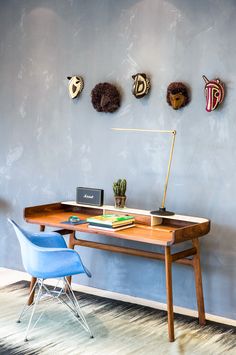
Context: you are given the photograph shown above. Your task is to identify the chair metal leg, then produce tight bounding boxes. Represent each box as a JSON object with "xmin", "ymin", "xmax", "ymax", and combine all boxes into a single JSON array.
[
  {"xmin": 24, "ymin": 279, "xmax": 43, "ymax": 342},
  {"xmin": 41, "ymin": 278, "xmax": 93, "ymax": 338},
  {"xmin": 18, "ymin": 277, "xmax": 93, "ymax": 341},
  {"xmin": 17, "ymin": 278, "xmax": 39, "ymax": 323},
  {"xmin": 64, "ymin": 277, "xmax": 93, "ymax": 338},
  {"xmin": 63, "ymin": 279, "xmax": 79, "ymax": 310}
]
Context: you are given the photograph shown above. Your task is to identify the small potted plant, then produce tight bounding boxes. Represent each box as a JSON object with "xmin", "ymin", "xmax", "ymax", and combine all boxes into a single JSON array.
[{"xmin": 113, "ymin": 179, "xmax": 127, "ymax": 208}]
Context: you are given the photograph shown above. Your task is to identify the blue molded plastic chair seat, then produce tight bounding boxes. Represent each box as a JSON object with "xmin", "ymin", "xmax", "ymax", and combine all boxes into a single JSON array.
[{"xmin": 8, "ymin": 219, "xmax": 93, "ymax": 341}]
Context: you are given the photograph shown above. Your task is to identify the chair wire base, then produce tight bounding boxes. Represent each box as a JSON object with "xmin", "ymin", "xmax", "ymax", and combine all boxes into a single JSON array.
[{"xmin": 17, "ymin": 277, "xmax": 93, "ymax": 342}]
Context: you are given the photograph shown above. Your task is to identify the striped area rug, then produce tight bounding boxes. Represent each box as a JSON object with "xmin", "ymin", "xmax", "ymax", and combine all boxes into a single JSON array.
[{"xmin": 0, "ymin": 281, "xmax": 235, "ymax": 355}]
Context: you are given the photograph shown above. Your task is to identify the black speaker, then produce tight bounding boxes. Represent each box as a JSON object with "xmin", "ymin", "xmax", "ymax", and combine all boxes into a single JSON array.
[{"xmin": 76, "ymin": 187, "xmax": 104, "ymax": 206}]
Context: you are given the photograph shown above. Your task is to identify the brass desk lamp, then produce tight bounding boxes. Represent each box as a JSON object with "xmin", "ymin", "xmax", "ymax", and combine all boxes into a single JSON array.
[{"xmin": 112, "ymin": 128, "xmax": 176, "ymax": 216}]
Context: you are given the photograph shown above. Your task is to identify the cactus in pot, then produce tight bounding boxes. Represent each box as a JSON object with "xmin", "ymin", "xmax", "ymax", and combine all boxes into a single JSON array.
[{"xmin": 113, "ymin": 178, "xmax": 127, "ymax": 208}]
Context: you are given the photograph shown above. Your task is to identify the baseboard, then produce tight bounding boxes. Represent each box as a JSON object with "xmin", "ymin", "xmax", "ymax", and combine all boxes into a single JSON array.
[
  {"xmin": 69, "ymin": 282, "xmax": 236, "ymax": 327},
  {"xmin": 1, "ymin": 267, "xmax": 235, "ymax": 327}
]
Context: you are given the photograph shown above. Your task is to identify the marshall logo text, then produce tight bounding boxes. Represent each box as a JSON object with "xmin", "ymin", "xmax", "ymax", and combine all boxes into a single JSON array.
[
  {"xmin": 76, "ymin": 187, "xmax": 104, "ymax": 206},
  {"xmin": 83, "ymin": 194, "xmax": 94, "ymax": 199}
]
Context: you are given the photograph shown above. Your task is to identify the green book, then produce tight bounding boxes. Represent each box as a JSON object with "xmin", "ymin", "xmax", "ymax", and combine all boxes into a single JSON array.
[{"xmin": 86, "ymin": 214, "xmax": 135, "ymax": 226}]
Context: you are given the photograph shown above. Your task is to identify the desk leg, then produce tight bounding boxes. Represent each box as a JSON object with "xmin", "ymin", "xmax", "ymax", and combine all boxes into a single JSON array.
[
  {"xmin": 27, "ymin": 225, "xmax": 45, "ymax": 305},
  {"xmin": 192, "ymin": 238, "xmax": 206, "ymax": 325},
  {"xmin": 165, "ymin": 246, "xmax": 175, "ymax": 342},
  {"xmin": 67, "ymin": 231, "xmax": 76, "ymax": 286},
  {"xmin": 27, "ymin": 277, "xmax": 37, "ymax": 305}
]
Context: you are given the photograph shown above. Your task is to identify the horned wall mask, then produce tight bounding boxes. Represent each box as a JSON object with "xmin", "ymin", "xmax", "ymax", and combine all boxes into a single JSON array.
[{"xmin": 202, "ymin": 75, "xmax": 225, "ymax": 112}]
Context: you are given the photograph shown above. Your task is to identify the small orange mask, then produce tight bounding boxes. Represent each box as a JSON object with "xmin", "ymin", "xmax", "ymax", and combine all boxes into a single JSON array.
[
  {"xmin": 169, "ymin": 93, "xmax": 186, "ymax": 110},
  {"xmin": 167, "ymin": 82, "xmax": 189, "ymax": 110}
]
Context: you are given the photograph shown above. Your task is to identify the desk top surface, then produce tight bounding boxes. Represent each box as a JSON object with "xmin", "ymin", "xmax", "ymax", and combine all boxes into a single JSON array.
[{"xmin": 24, "ymin": 202, "xmax": 210, "ymax": 246}]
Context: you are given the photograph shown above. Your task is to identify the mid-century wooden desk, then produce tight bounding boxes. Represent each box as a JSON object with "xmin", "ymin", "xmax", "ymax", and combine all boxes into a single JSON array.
[{"xmin": 24, "ymin": 201, "xmax": 210, "ymax": 342}]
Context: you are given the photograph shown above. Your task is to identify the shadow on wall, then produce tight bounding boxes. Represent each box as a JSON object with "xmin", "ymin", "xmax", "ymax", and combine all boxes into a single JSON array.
[{"xmin": 0, "ymin": 198, "xmax": 11, "ymax": 214}]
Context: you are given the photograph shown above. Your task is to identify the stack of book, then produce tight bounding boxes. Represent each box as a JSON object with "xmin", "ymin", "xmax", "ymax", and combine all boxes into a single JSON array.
[{"xmin": 86, "ymin": 214, "xmax": 135, "ymax": 231}]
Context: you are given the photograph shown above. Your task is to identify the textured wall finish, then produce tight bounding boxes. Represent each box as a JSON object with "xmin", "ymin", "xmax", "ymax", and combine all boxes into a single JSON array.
[{"xmin": 0, "ymin": 0, "xmax": 236, "ymax": 320}]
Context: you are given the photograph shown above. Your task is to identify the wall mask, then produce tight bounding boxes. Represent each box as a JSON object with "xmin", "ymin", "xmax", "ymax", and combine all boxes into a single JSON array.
[
  {"xmin": 67, "ymin": 76, "xmax": 84, "ymax": 99},
  {"xmin": 132, "ymin": 73, "xmax": 151, "ymax": 98},
  {"xmin": 202, "ymin": 75, "xmax": 225, "ymax": 112},
  {"xmin": 91, "ymin": 83, "xmax": 120, "ymax": 113},
  {"xmin": 166, "ymin": 82, "xmax": 190, "ymax": 110}
]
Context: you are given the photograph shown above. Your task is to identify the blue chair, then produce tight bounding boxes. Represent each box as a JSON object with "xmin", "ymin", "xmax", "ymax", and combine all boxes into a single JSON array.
[{"xmin": 8, "ymin": 219, "xmax": 93, "ymax": 341}]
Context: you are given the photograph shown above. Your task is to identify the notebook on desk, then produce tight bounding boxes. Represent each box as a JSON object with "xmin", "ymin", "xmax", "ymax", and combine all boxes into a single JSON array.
[{"xmin": 88, "ymin": 223, "xmax": 135, "ymax": 232}]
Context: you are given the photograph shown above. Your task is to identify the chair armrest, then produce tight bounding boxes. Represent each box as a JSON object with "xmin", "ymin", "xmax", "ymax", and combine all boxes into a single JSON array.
[
  {"xmin": 28, "ymin": 247, "xmax": 91, "ymax": 278},
  {"xmin": 7, "ymin": 219, "xmax": 90, "ymax": 278}
]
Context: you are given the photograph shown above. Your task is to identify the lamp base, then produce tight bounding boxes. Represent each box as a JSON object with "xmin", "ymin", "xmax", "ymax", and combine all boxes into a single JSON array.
[{"xmin": 150, "ymin": 207, "xmax": 175, "ymax": 216}]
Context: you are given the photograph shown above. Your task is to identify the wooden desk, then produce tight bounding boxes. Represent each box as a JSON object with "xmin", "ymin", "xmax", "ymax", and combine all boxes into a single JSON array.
[{"xmin": 24, "ymin": 201, "xmax": 210, "ymax": 342}]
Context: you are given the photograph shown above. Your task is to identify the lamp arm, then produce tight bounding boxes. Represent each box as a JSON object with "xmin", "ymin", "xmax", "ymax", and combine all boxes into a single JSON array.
[
  {"xmin": 112, "ymin": 128, "xmax": 175, "ymax": 134},
  {"xmin": 161, "ymin": 130, "xmax": 176, "ymax": 209}
]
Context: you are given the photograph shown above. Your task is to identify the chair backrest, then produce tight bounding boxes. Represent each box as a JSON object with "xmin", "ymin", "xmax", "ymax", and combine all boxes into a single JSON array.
[{"xmin": 8, "ymin": 219, "xmax": 36, "ymax": 275}]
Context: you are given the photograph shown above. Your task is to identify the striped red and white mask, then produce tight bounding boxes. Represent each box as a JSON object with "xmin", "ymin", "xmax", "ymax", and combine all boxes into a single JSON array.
[{"xmin": 203, "ymin": 75, "xmax": 225, "ymax": 112}]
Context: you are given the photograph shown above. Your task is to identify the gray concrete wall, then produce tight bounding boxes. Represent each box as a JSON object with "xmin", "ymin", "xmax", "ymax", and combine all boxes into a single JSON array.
[{"xmin": 0, "ymin": 0, "xmax": 236, "ymax": 319}]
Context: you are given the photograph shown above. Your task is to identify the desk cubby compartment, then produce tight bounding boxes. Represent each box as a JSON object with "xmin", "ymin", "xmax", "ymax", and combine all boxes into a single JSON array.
[
  {"xmin": 61, "ymin": 201, "xmax": 164, "ymax": 226},
  {"xmin": 61, "ymin": 201, "xmax": 209, "ymax": 234}
]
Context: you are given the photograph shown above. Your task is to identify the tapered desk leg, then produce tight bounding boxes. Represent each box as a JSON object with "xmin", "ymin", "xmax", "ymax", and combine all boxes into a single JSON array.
[
  {"xmin": 192, "ymin": 238, "xmax": 206, "ymax": 325},
  {"xmin": 27, "ymin": 277, "xmax": 37, "ymax": 305},
  {"xmin": 165, "ymin": 246, "xmax": 175, "ymax": 342},
  {"xmin": 28, "ymin": 225, "xmax": 45, "ymax": 305},
  {"xmin": 67, "ymin": 231, "xmax": 76, "ymax": 286}
]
